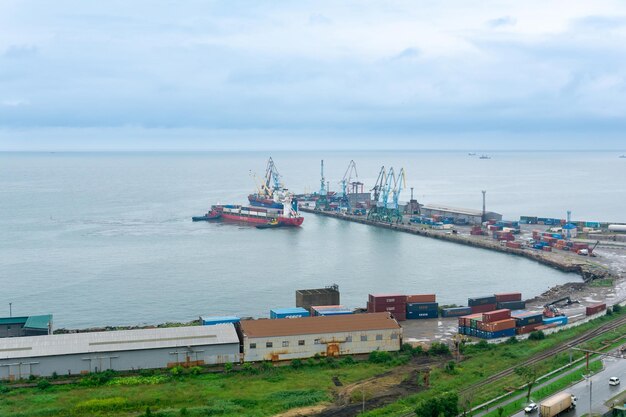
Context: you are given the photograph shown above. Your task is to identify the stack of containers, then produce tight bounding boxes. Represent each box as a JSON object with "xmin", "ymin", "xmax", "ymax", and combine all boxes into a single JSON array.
[
  {"xmin": 270, "ymin": 307, "xmax": 310, "ymax": 319},
  {"xmin": 442, "ymin": 306, "xmax": 473, "ymax": 318},
  {"xmin": 310, "ymin": 305, "xmax": 353, "ymax": 316},
  {"xmin": 368, "ymin": 294, "xmax": 407, "ymax": 321},
  {"xmin": 506, "ymin": 241, "xmax": 522, "ymax": 249},
  {"xmin": 493, "ymin": 231, "xmax": 515, "ymax": 241},
  {"xmin": 477, "ymin": 309, "xmax": 516, "ymax": 339},
  {"xmin": 406, "ymin": 294, "xmax": 438, "ymax": 320},
  {"xmin": 495, "ymin": 293, "xmax": 523, "ymax": 308},
  {"xmin": 511, "ymin": 310, "xmax": 544, "ymax": 334},
  {"xmin": 468, "ymin": 295, "xmax": 497, "ymax": 314},
  {"xmin": 457, "ymin": 313, "xmax": 482, "ymax": 336},
  {"xmin": 585, "ymin": 303, "xmax": 607, "ymax": 316},
  {"xmin": 470, "ymin": 226, "xmax": 484, "ymax": 236}
]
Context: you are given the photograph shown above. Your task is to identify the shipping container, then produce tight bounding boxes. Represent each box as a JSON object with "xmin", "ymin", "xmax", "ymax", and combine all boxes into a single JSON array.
[
  {"xmin": 406, "ymin": 294, "xmax": 436, "ymax": 303},
  {"xmin": 494, "ymin": 293, "xmax": 522, "ymax": 302},
  {"xmin": 368, "ymin": 294, "xmax": 408, "ymax": 303},
  {"xmin": 468, "ymin": 296, "xmax": 497, "ymax": 307},
  {"xmin": 471, "ymin": 303, "xmax": 497, "ymax": 314},
  {"xmin": 270, "ymin": 307, "xmax": 310, "ymax": 319},
  {"xmin": 200, "ymin": 316, "xmax": 240, "ymax": 326},
  {"xmin": 515, "ymin": 322, "xmax": 542, "ymax": 334},
  {"xmin": 542, "ymin": 316, "xmax": 568, "ymax": 326},
  {"xmin": 585, "ymin": 303, "xmax": 606, "ymax": 316},
  {"xmin": 479, "ymin": 328, "xmax": 516, "ymax": 339},
  {"xmin": 458, "ymin": 313, "xmax": 482, "ymax": 327},
  {"xmin": 542, "ymin": 246, "xmax": 552, "ymax": 252},
  {"xmin": 511, "ymin": 311, "xmax": 543, "ymax": 327},
  {"xmin": 506, "ymin": 241, "xmax": 521, "ymax": 249},
  {"xmin": 318, "ymin": 310, "xmax": 353, "ymax": 316},
  {"xmin": 406, "ymin": 302, "xmax": 439, "ymax": 312},
  {"xmin": 442, "ymin": 307, "xmax": 473, "ymax": 317},
  {"xmin": 497, "ymin": 300, "xmax": 526, "ymax": 310},
  {"xmin": 407, "ymin": 310, "xmax": 438, "ymax": 319},
  {"xmin": 482, "ymin": 309, "xmax": 511, "ymax": 323},
  {"xmin": 478, "ymin": 318, "xmax": 516, "ymax": 332}
]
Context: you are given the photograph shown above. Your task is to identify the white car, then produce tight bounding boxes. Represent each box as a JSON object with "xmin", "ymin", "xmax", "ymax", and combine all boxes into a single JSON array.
[
  {"xmin": 609, "ymin": 377, "xmax": 620, "ymax": 386},
  {"xmin": 524, "ymin": 403, "xmax": 538, "ymax": 413}
]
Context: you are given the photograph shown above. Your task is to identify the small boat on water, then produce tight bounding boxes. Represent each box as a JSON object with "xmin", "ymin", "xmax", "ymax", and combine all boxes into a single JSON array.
[
  {"xmin": 468, "ymin": 152, "xmax": 476, "ymax": 156},
  {"xmin": 256, "ymin": 219, "xmax": 282, "ymax": 229},
  {"xmin": 192, "ymin": 212, "xmax": 222, "ymax": 221},
  {"xmin": 479, "ymin": 155, "xmax": 491, "ymax": 159}
]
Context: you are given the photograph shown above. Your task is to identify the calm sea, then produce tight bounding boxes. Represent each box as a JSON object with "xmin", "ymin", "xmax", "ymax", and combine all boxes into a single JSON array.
[{"xmin": 1, "ymin": 151, "xmax": 624, "ymax": 328}]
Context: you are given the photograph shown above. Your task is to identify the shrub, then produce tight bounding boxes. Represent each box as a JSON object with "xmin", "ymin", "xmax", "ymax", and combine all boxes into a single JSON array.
[
  {"xmin": 290, "ymin": 359, "xmax": 303, "ymax": 369},
  {"xmin": 444, "ymin": 361, "xmax": 457, "ymax": 374},
  {"xmin": 170, "ymin": 366, "xmax": 185, "ymax": 377},
  {"xmin": 51, "ymin": 371, "xmax": 58, "ymax": 380},
  {"xmin": 79, "ymin": 369, "xmax": 117, "ymax": 387},
  {"xmin": 0, "ymin": 383, "xmax": 10, "ymax": 394},
  {"xmin": 242, "ymin": 363, "xmax": 258, "ymax": 374},
  {"xmin": 28, "ymin": 374, "xmax": 37, "ymax": 381},
  {"xmin": 37, "ymin": 379, "xmax": 51, "ymax": 390},
  {"xmin": 369, "ymin": 350, "xmax": 392, "ymax": 363},
  {"xmin": 529, "ymin": 331, "xmax": 546, "ymax": 341},
  {"xmin": 607, "ymin": 307, "xmax": 613, "ymax": 316},
  {"xmin": 340, "ymin": 355, "xmax": 355, "ymax": 365},
  {"xmin": 223, "ymin": 363, "xmax": 233, "ymax": 373},
  {"xmin": 613, "ymin": 304, "xmax": 622, "ymax": 313},
  {"xmin": 261, "ymin": 361, "xmax": 273, "ymax": 372},
  {"xmin": 506, "ymin": 336, "xmax": 519, "ymax": 344},
  {"xmin": 429, "ymin": 342, "xmax": 451, "ymax": 356},
  {"xmin": 305, "ymin": 358, "xmax": 317, "ymax": 367},
  {"xmin": 414, "ymin": 391, "xmax": 459, "ymax": 417},
  {"xmin": 324, "ymin": 357, "xmax": 339, "ymax": 368},
  {"xmin": 179, "ymin": 408, "xmax": 188, "ymax": 416}
]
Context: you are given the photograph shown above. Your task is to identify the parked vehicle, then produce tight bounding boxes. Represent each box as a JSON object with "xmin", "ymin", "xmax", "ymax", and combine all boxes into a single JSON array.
[
  {"xmin": 539, "ymin": 392, "xmax": 576, "ymax": 417},
  {"xmin": 609, "ymin": 376, "xmax": 620, "ymax": 386},
  {"xmin": 524, "ymin": 402, "xmax": 538, "ymax": 413}
]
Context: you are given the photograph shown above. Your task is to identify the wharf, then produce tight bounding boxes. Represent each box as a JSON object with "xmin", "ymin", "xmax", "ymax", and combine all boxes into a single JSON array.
[{"xmin": 300, "ymin": 208, "xmax": 617, "ymax": 283}]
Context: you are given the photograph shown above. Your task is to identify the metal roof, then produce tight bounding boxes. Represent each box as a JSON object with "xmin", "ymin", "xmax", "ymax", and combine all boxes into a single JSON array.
[
  {"xmin": 241, "ymin": 312, "xmax": 401, "ymax": 338},
  {"xmin": 422, "ymin": 204, "xmax": 501, "ymax": 217},
  {"xmin": 0, "ymin": 325, "xmax": 239, "ymax": 360},
  {"xmin": 0, "ymin": 317, "xmax": 28, "ymax": 326},
  {"xmin": 24, "ymin": 315, "xmax": 52, "ymax": 330}
]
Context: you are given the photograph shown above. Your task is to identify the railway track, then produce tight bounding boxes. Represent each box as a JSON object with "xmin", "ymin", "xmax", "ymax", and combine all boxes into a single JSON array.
[{"xmin": 394, "ymin": 315, "xmax": 626, "ymax": 417}]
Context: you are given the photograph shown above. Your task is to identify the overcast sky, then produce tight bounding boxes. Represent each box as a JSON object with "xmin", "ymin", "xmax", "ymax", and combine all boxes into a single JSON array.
[{"xmin": 1, "ymin": 1, "xmax": 626, "ymax": 150}]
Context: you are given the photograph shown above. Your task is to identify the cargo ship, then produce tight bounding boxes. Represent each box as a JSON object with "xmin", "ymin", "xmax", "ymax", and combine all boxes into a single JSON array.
[{"xmin": 199, "ymin": 197, "xmax": 303, "ymax": 227}]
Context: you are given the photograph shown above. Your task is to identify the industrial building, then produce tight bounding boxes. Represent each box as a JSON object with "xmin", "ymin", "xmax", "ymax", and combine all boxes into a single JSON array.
[
  {"xmin": 0, "ymin": 315, "xmax": 52, "ymax": 338},
  {"xmin": 296, "ymin": 285, "xmax": 340, "ymax": 311},
  {"xmin": 420, "ymin": 204, "xmax": 502, "ymax": 225},
  {"xmin": 240, "ymin": 312, "xmax": 402, "ymax": 362},
  {"xmin": 0, "ymin": 325, "xmax": 240, "ymax": 380}
]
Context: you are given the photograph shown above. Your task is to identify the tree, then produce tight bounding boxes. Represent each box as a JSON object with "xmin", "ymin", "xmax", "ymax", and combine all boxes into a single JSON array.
[
  {"xmin": 415, "ymin": 392, "xmax": 459, "ymax": 417},
  {"xmin": 515, "ymin": 366, "xmax": 539, "ymax": 401}
]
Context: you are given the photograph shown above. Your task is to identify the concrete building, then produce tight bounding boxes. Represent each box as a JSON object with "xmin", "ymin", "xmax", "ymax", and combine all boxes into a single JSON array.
[
  {"xmin": 0, "ymin": 325, "xmax": 240, "ymax": 380},
  {"xmin": 420, "ymin": 204, "xmax": 502, "ymax": 225},
  {"xmin": 240, "ymin": 312, "xmax": 402, "ymax": 362},
  {"xmin": 0, "ymin": 315, "xmax": 52, "ymax": 338},
  {"xmin": 296, "ymin": 286, "xmax": 340, "ymax": 311}
]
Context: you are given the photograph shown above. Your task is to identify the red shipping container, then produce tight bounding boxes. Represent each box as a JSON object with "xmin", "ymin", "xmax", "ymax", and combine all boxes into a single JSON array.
[
  {"xmin": 369, "ymin": 294, "xmax": 407, "ymax": 303},
  {"xmin": 506, "ymin": 241, "xmax": 521, "ymax": 249},
  {"xmin": 407, "ymin": 294, "xmax": 436, "ymax": 303},
  {"xmin": 542, "ymin": 246, "xmax": 552, "ymax": 252},
  {"xmin": 585, "ymin": 303, "xmax": 606, "ymax": 316},
  {"xmin": 516, "ymin": 323, "xmax": 542, "ymax": 335},
  {"xmin": 494, "ymin": 292, "xmax": 522, "ymax": 302},
  {"xmin": 479, "ymin": 318, "xmax": 516, "ymax": 332},
  {"xmin": 482, "ymin": 309, "xmax": 512, "ymax": 323},
  {"xmin": 471, "ymin": 304, "xmax": 497, "ymax": 314}
]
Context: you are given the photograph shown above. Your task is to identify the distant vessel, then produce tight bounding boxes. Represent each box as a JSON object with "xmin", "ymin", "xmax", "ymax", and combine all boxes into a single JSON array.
[
  {"xmin": 620, "ymin": 155, "xmax": 626, "ymax": 158},
  {"xmin": 468, "ymin": 152, "xmax": 476, "ymax": 156},
  {"xmin": 479, "ymin": 155, "xmax": 491, "ymax": 159}
]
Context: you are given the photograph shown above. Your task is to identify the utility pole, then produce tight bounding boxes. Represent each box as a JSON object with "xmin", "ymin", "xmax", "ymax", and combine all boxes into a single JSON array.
[
  {"xmin": 9, "ymin": 302, "xmax": 12, "ymax": 317},
  {"xmin": 481, "ymin": 190, "xmax": 486, "ymax": 222}
]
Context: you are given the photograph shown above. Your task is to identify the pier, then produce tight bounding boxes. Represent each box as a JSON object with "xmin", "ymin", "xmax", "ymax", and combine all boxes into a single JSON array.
[{"xmin": 300, "ymin": 207, "xmax": 616, "ymax": 283}]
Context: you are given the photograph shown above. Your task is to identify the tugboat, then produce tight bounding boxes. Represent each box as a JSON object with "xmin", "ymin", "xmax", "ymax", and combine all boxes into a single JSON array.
[{"xmin": 192, "ymin": 212, "xmax": 221, "ymax": 221}]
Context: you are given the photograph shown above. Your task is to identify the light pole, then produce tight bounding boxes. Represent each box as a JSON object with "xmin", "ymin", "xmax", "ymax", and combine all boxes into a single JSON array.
[{"xmin": 9, "ymin": 302, "xmax": 12, "ymax": 317}]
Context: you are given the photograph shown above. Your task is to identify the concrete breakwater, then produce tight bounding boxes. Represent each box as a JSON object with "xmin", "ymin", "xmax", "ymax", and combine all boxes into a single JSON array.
[{"xmin": 300, "ymin": 208, "xmax": 616, "ymax": 283}]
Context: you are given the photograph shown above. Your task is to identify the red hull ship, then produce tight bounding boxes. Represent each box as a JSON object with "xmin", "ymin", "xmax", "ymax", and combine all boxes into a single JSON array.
[{"xmin": 208, "ymin": 203, "xmax": 303, "ymax": 227}]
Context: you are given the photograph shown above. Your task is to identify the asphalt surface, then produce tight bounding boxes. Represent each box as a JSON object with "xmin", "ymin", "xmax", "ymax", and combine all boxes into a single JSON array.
[{"xmin": 510, "ymin": 352, "xmax": 625, "ymax": 417}]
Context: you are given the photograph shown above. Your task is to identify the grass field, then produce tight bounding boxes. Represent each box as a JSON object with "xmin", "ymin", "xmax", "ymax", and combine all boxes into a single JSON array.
[{"xmin": 0, "ymin": 361, "xmax": 393, "ymax": 417}]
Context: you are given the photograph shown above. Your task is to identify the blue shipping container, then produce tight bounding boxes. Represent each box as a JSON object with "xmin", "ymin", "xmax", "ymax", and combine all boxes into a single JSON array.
[
  {"xmin": 270, "ymin": 308, "xmax": 310, "ymax": 319},
  {"xmin": 542, "ymin": 316, "xmax": 568, "ymax": 326},
  {"xmin": 442, "ymin": 307, "xmax": 473, "ymax": 317},
  {"xmin": 406, "ymin": 302, "xmax": 439, "ymax": 312},
  {"xmin": 407, "ymin": 310, "xmax": 438, "ymax": 319},
  {"xmin": 200, "ymin": 316, "xmax": 240, "ymax": 326}
]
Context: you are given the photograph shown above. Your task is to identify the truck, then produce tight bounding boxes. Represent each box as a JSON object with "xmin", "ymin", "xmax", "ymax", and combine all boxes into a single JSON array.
[{"xmin": 539, "ymin": 392, "xmax": 576, "ymax": 417}]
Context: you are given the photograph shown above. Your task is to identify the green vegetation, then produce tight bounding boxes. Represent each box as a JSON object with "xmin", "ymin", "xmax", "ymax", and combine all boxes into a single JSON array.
[
  {"xmin": 362, "ymin": 309, "xmax": 626, "ymax": 416},
  {"xmin": 589, "ymin": 278, "xmax": 614, "ymax": 287},
  {"xmin": 414, "ymin": 391, "xmax": 459, "ymax": 417},
  {"xmin": 0, "ymin": 357, "xmax": 394, "ymax": 417}
]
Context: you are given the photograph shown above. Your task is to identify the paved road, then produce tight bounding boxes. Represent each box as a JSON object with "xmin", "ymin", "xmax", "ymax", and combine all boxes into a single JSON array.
[{"xmin": 510, "ymin": 353, "xmax": 625, "ymax": 417}]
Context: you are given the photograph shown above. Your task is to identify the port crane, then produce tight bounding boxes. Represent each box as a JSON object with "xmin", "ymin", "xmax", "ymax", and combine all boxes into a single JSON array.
[
  {"xmin": 256, "ymin": 157, "xmax": 283, "ymax": 198},
  {"xmin": 369, "ymin": 167, "xmax": 396, "ymax": 222},
  {"xmin": 367, "ymin": 166, "xmax": 387, "ymax": 220},
  {"xmin": 315, "ymin": 160, "xmax": 329, "ymax": 210},
  {"xmin": 389, "ymin": 168, "xmax": 406, "ymax": 223}
]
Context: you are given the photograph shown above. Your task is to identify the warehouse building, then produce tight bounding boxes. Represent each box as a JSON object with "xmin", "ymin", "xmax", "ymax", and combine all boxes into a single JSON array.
[
  {"xmin": 0, "ymin": 325, "xmax": 240, "ymax": 380},
  {"xmin": 0, "ymin": 315, "xmax": 52, "ymax": 338},
  {"xmin": 240, "ymin": 312, "xmax": 402, "ymax": 362},
  {"xmin": 420, "ymin": 204, "xmax": 502, "ymax": 225}
]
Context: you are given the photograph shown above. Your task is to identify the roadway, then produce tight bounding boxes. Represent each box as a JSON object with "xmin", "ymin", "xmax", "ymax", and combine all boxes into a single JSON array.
[{"xmin": 511, "ymin": 352, "xmax": 625, "ymax": 417}]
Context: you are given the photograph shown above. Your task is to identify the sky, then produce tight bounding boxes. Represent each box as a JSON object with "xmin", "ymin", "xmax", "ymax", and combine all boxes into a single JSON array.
[{"xmin": 1, "ymin": 1, "xmax": 626, "ymax": 150}]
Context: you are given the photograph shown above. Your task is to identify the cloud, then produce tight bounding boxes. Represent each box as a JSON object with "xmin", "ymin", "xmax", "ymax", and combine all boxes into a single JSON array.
[
  {"xmin": 0, "ymin": 1, "xmax": 625, "ymax": 149},
  {"xmin": 486, "ymin": 16, "xmax": 517, "ymax": 28}
]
